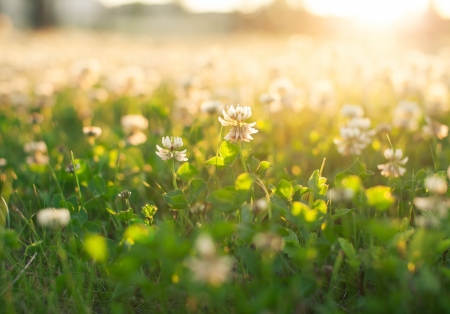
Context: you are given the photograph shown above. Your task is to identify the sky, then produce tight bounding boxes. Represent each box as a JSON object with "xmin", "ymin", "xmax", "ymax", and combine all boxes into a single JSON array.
[{"xmin": 96, "ymin": 0, "xmax": 450, "ymax": 21}]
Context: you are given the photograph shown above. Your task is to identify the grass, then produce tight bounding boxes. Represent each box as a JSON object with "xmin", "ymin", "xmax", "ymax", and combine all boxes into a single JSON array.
[{"xmin": 1, "ymin": 30, "xmax": 450, "ymax": 313}]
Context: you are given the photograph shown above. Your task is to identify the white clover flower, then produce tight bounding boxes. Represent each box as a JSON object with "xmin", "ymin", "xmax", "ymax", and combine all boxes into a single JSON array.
[
  {"xmin": 0, "ymin": 158, "xmax": 6, "ymax": 167},
  {"xmin": 24, "ymin": 141, "xmax": 47, "ymax": 154},
  {"xmin": 186, "ymin": 234, "xmax": 233, "ymax": 286},
  {"xmin": 200, "ymin": 100, "xmax": 224, "ymax": 115},
  {"xmin": 156, "ymin": 136, "xmax": 188, "ymax": 162},
  {"xmin": 121, "ymin": 114, "xmax": 149, "ymax": 145},
  {"xmin": 424, "ymin": 176, "xmax": 448, "ymax": 195},
  {"xmin": 218, "ymin": 104, "xmax": 258, "ymax": 142},
  {"xmin": 82, "ymin": 126, "xmax": 102, "ymax": 138},
  {"xmin": 127, "ymin": 131, "xmax": 147, "ymax": 146},
  {"xmin": 327, "ymin": 188, "xmax": 354, "ymax": 202},
  {"xmin": 341, "ymin": 104, "xmax": 364, "ymax": 119},
  {"xmin": 422, "ymin": 117, "xmax": 449, "ymax": 140},
  {"xmin": 334, "ymin": 117, "xmax": 375, "ymax": 156},
  {"xmin": 252, "ymin": 232, "xmax": 283, "ymax": 252},
  {"xmin": 121, "ymin": 114, "xmax": 149, "ymax": 134},
  {"xmin": 393, "ymin": 100, "xmax": 421, "ymax": 131},
  {"xmin": 377, "ymin": 148, "xmax": 408, "ymax": 178},
  {"xmin": 36, "ymin": 208, "xmax": 71, "ymax": 229}
]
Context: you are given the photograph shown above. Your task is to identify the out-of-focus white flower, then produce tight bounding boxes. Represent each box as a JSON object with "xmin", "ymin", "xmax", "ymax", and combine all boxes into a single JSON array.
[
  {"xmin": 200, "ymin": 100, "xmax": 224, "ymax": 115},
  {"xmin": 424, "ymin": 176, "xmax": 448, "ymax": 195},
  {"xmin": 195, "ymin": 233, "xmax": 216, "ymax": 258},
  {"xmin": 377, "ymin": 148, "xmax": 408, "ymax": 178},
  {"xmin": 424, "ymin": 82, "xmax": 449, "ymax": 116},
  {"xmin": 26, "ymin": 155, "xmax": 50, "ymax": 165},
  {"xmin": 252, "ymin": 198, "xmax": 268, "ymax": 213},
  {"xmin": 261, "ymin": 77, "xmax": 303, "ymax": 113},
  {"xmin": 0, "ymin": 158, "xmax": 6, "ymax": 167},
  {"xmin": 186, "ymin": 234, "xmax": 233, "ymax": 286},
  {"xmin": 341, "ymin": 104, "xmax": 364, "ymax": 119},
  {"xmin": 218, "ymin": 104, "xmax": 258, "ymax": 142},
  {"xmin": 156, "ymin": 136, "xmax": 188, "ymax": 162},
  {"xmin": 127, "ymin": 131, "xmax": 147, "ymax": 146},
  {"xmin": 393, "ymin": 100, "xmax": 421, "ymax": 131},
  {"xmin": 28, "ymin": 112, "xmax": 44, "ymax": 125},
  {"xmin": 24, "ymin": 141, "xmax": 47, "ymax": 154},
  {"xmin": 121, "ymin": 114, "xmax": 149, "ymax": 145},
  {"xmin": 327, "ymin": 188, "xmax": 354, "ymax": 202},
  {"xmin": 252, "ymin": 232, "xmax": 283, "ymax": 252},
  {"xmin": 422, "ymin": 117, "xmax": 448, "ymax": 140},
  {"xmin": 334, "ymin": 117, "xmax": 375, "ymax": 156},
  {"xmin": 308, "ymin": 80, "xmax": 336, "ymax": 113},
  {"xmin": 413, "ymin": 197, "xmax": 450, "ymax": 218},
  {"xmin": 82, "ymin": 126, "xmax": 102, "ymax": 138},
  {"xmin": 71, "ymin": 59, "xmax": 102, "ymax": 90},
  {"xmin": 36, "ymin": 208, "xmax": 71, "ymax": 229},
  {"xmin": 121, "ymin": 114, "xmax": 148, "ymax": 134}
]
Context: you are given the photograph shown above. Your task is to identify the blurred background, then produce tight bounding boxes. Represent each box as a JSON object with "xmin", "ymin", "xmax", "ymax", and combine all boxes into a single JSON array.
[{"xmin": 1, "ymin": 0, "xmax": 450, "ymax": 47}]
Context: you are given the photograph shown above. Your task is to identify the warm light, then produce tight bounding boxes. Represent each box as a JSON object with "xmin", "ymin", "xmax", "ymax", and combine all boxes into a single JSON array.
[
  {"xmin": 97, "ymin": 0, "xmax": 171, "ymax": 7},
  {"xmin": 179, "ymin": 0, "xmax": 273, "ymax": 13},
  {"xmin": 434, "ymin": 0, "xmax": 450, "ymax": 19},
  {"xmin": 302, "ymin": 0, "xmax": 429, "ymax": 26}
]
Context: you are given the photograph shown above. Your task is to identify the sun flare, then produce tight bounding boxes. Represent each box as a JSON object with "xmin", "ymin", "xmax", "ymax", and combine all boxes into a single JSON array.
[{"xmin": 302, "ymin": 0, "xmax": 429, "ymax": 26}]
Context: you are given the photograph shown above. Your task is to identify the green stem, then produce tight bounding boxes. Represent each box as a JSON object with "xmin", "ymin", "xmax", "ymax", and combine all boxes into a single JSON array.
[
  {"xmin": 71, "ymin": 151, "xmax": 83, "ymax": 206},
  {"xmin": 171, "ymin": 158, "xmax": 178, "ymax": 190},
  {"xmin": 237, "ymin": 140, "xmax": 247, "ymax": 173},
  {"xmin": 255, "ymin": 177, "xmax": 272, "ymax": 221}
]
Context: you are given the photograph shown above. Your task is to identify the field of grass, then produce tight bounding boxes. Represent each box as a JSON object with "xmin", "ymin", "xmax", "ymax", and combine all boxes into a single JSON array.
[{"xmin": 2, "ymin": 31, "xmax": 450, "ymax": 313}]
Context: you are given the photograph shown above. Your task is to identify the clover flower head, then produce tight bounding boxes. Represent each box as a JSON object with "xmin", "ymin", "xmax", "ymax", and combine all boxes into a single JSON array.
[
  {"xmin": 334, "ymin": 117, "xmax": 375, "ymax": 156},
  {"xmin": 377, "ymin": 148, "xmax": 408, "ymax": 178},
  {"xmin": 341, "ymin": 104, "xmax": 364, "ymax": 119},
  {"xmin": 218, "ymin": 104, "xmax": 258, "ymax": 142},
  {"xmin": 82, "ymin": 126, "xmax": 102, "ymax": 139},
  {"xmin": 186, "ymin": 234, "xmax": 233, "ymax": 286},
  {"xmin": 156, "ymin": 136, "xmax": 188, "ymax": 162},
  {"xmin": 422, "ymin": 117, "xmax": 449, "ymax": 140},
  {"xmin": 36, "ymin": 208, "xmax": 71, "ymax": 229},
  {"xmin": 424, "ymin": 176, "xmax": 448, "ymax": 195}
]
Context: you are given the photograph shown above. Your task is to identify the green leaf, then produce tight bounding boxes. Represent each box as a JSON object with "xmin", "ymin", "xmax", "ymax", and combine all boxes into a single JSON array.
[
  {"xmin": 83, "ymin": 221, "xmax": 102, "ymax": 235},
  {"xmin": 366, "ymin": 186, "xmax": 395, "ymax": 211},
  {"xmin": 276, "ymin": 179, "xmax": 293, "ymax": 200},
  {"xmin": 254, "ymin": 161, "xmax": 273, "ymax": 177},
  {"xmin": 205, "ymin": 156, "xmax": 227, "ymax": 169},
  {"xmin": 104, "ymin": 187, "xmax": 121, "ymax": 201},
  {"xmin": 142, "ymin": 204, "xmax": 157, "ymax": 218},
  {"xmin": 188, "ymin": 178, "xmax": 207, "ymax": 204},
  {"xmin": 334, "ymin": 175, "xmax": 362, "ymax": 193},
  {"xmin": 52, "ymin": 194, "xmax": 66, "ymax": 208},
  {"xmin": 235, "ymin": 173, "xmax": 256, "ymax": 192},
  {"xmin": 176, "ymin": 163, "xmax": 199, "ymax": 181},
  {"xmin": 106, "ymin": 208, "xmax": 116, "ymax": 216},
  {"xmin": 84, "ymin": 235, "xmax": 108, "ymax": 263},
  {"xmin": 308, "ymin": 170, "xmax": 328, "ymax": 196},
  {"xmin": 219, "ymin": 141, "xmax": 239, "ymax": 165},
  {"xmin": 332, "ymin": 208, "xmax": 352, "ymax": 220},
  {"xmin": 206, "ymin": 186, "xmax": 243, "ymax": 213},
  {"xmin": 117, "ymin": 208, "xmax": 134, "ymax": 222},
  {"xmin": 338, "ymin": 237, "xmax": 356, "ymax": 260},
  {"xmin": 77, "ymin": 207, "xmax": 88, "ymax": 225},
  {"xmin": 88, "ymin": 176, "xmax": 106, "ymax": 197},
  {"xmin": 164, "ymin": 190, "xmax": 188, "ymax": 210}
]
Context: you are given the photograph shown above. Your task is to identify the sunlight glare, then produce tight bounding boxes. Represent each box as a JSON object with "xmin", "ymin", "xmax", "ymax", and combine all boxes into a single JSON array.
[
  {"xmin": 302, "ymin": 0, "xmax": 429, "ymax": 26},
  {"xmin": 434, "ymin": 0, "xmax": 450, "ymax": 18}
]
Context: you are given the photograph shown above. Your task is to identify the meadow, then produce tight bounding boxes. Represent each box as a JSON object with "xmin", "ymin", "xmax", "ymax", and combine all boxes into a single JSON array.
[{"xmin": 1, "ymin": 30, "xmax": 450, "ymax": 313}]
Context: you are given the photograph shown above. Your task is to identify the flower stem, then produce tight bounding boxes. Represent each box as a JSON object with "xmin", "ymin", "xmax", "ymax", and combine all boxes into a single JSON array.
[
  {"xmin": 171, "ymin": 157, "xmax": 178, "ymax": 190},
  {"xmin": 237, "ymin": 140, "xmax": 247, "ymax": 172}
]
